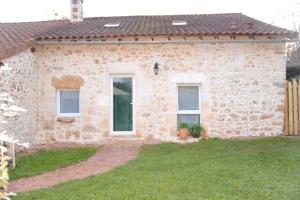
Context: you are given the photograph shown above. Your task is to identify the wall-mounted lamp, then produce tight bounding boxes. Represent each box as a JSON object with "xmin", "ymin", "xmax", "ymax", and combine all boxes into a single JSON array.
[
  {"xmin": 153, "ymin": 62, "xmax": 159, "ymax": 75},
  {"xmin": 30, "ymin": 47, "xmax": 36, "ymax": 53}
]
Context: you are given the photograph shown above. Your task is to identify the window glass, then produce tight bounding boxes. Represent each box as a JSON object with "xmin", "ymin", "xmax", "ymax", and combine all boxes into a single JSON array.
[
  {"xmin": 177, "ymin": 114, "xmax": 200, "ymax": 127},
  {"xmin": 178, "ymin": 86, "xmax": 199, "ymax": 110},
  {"xmin": 60, "ymin": 90, "xmax": 79, "ymax": 114}
]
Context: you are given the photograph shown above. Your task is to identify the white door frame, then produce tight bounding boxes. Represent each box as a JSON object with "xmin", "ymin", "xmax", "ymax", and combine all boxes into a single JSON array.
[{"xmin": 109, "ymin": 75, "xmax": 136, "ymax": 136}]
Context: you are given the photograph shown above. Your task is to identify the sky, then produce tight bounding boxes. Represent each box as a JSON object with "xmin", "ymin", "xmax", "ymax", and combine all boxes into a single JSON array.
[{"xmin": 0, "ymin": 0, "xmax": 299, "ymax": 30}]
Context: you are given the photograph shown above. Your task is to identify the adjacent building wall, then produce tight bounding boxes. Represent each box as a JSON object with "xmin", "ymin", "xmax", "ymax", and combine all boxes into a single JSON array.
[
  {"xmin": 36, "ymin": 42, "xmax": 286, "ymax": 143},
  {"xmin": 1, "ymin": 49, "xmax": 39, "ymax": 144}
]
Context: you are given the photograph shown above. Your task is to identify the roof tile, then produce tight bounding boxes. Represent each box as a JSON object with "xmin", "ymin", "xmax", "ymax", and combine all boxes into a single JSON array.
[{"xmin": 0, "ymin": 13, "xmax": 298, "ymax": 60}]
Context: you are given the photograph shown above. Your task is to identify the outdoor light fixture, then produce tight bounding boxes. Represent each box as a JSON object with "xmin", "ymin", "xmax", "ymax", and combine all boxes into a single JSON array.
[
  {"xmin": 153, "ymin": 62, "xmax": 159, "ymax": 75},
  {"xmin": 30, "ymin": 47, "xmax": 36, "ymax": 53}
]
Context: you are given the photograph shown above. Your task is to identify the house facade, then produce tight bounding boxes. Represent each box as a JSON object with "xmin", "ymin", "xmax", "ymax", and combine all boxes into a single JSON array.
[{"xmin": 0, "ymin": 1, "xmax": 298, "ymax": 144}]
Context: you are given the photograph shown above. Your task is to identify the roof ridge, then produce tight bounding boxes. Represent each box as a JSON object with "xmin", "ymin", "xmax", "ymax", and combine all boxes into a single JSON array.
[
  {"xmin": 0, "ymin": 13, "xmax": 242, "ymax": 24},
  {"xmin": 84, "ymin": 13, "xmax": 242, "ymax": 20}
]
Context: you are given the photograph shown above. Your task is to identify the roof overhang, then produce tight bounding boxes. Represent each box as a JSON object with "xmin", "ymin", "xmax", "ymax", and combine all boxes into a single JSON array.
[{"xmin": 35, "ymin": 35, "xmax": 299, "ymax": 45}]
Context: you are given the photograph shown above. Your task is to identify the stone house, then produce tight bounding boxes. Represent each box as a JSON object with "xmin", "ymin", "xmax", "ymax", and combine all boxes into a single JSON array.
[{"xmin": 0, "ymin": 0, "xmax": 298, "ymax": 144}]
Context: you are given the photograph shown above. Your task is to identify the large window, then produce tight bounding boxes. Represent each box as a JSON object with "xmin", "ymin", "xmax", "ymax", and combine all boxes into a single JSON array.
[
  {"xmin": 177, "ymin": 85, "xmax": 201, "ymax": 126},
  {"xmin": 57, "ymin": 90, "xmax": 80, "ymax": 117}
]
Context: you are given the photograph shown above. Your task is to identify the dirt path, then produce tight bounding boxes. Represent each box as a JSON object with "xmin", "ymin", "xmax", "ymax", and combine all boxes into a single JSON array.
[{"xmin": 9, "ymin": 140, "xmax": 143, "ymax": 193}]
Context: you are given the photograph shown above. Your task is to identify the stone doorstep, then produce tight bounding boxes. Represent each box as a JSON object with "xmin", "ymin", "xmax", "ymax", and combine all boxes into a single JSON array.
[{"xmin": 98, "ymin": 136, "xmax": 145, "ymax": 146}]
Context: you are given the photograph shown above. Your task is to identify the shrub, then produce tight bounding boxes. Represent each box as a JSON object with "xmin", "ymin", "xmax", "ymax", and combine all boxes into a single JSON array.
[{"xmin": 189, "ymin": 124, "xmax": 204, "ymax": 138}]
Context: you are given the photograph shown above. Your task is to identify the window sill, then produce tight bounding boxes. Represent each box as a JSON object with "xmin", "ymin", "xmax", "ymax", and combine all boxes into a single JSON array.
[
  {"xmin": 57, "ymin": 117, "xmax": 76, "ymax": 123},
  {"xmin": 57, "ymin": 113, "xmax": 80, "ymax": 117},
  {"xmin": 177, "ymin": 110, "xmax": 201, "ymax": 114}
]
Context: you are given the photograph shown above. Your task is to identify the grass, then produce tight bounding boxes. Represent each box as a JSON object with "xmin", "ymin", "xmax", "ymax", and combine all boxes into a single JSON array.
[
  {"xmin": 16, "ymin": 137, "xmax": 300, "ymax": 200},
  {"xmin": 10, "ymin": 146, "xmax": 97, "ymax": 180}
]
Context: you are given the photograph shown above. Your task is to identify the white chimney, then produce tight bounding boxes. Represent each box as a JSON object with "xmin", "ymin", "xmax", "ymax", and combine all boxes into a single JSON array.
[{"xmin": 70, "ymin": 0, "xmax": 83, "ymax": 22}]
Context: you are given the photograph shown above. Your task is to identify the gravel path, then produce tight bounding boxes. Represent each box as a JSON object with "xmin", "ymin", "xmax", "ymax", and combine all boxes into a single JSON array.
[{"xmin": 9, "ymin": 141, "xmax": 142, "ymax": 193}]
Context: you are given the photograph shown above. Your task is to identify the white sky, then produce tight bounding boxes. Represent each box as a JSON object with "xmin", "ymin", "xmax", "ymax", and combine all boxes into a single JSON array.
[{"xmin": 0, "ymin": 0, "xmax": 299, "ymax": 30}]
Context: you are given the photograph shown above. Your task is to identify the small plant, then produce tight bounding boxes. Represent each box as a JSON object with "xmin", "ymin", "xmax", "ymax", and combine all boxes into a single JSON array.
[
  {"xmin": 178, "ymin": 123, "xmax": 190, "ymax": 140},
  {"xmin": 189, "ymin": 124, "xmax": 204, "ymax": 138},
  {"xmin": 179, "ymin": 123, "xmax": 189, "ymax": 129}
]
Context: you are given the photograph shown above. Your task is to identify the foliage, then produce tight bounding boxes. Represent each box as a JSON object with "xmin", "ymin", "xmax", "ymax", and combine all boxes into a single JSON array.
[
  {"xmin": 285, "ymin": 1, "xmax": 300, "ymax": 80},
  {"xmin": 287, "ymin": 39, "xmax": 300, "ymax": 80},
  {"xmin": 16, "ymin": 137, "xmax": 300, "ymax": 200},
  {"xmin": 287, "ymin": 66, "xmax": 300, "ymax": 80},
  {"xmin": 188, "ymin": 124, "xmax": 203, "ymax": 138},
  {"xmin": 287, "ymin": 43, "xmax": 300, "ymax": 68},
  {"xmin": 179, "ymin": 123, "xmax": 189, "ymax": 129},
  {"xmin": 0, "ymin": 63, "xmax": 28, "ymax": 199},
  {"xmin": 10, "ymin": 147, "xmax": 97, "ymax": 180}
]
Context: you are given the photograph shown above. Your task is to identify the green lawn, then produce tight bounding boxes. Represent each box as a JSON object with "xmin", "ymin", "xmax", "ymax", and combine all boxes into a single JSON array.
[
  {"xmin": 10, "ymin": 147, "xmax": 97, "ymax": 180},
  {"xmin": 16, "ymin": 138, "xmax": 300, "ymax": 200}
]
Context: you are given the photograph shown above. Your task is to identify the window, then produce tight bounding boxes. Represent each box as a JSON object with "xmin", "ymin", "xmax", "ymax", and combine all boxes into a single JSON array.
[
  {"xmin": 172, "ymin": 21, "xmax": 187, "ymax": 26},
  {"xmin": 177, "ymin": 85, "xmax": 201, "ymax": 127},
  {"xmin": 104, "ymin": 23, "xmax": 120, "ymax": 28},
  {"xmin": 57, "ymin": 90, "xmax": 80, "ymax": 116}
]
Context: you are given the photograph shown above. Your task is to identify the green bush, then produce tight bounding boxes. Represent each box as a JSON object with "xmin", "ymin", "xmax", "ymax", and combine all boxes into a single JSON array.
[
  {"xmin": 189, "ymin": 124, "xmax": 203, "ymax": 138},
  {"xmin": 287, "ymin": 66, "xmax": 300, "ymax": 80}
]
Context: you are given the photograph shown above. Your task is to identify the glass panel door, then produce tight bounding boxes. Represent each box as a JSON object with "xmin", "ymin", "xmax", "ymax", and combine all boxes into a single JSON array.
[{"xmin": 113, "ymin": 77, "xmax": 133, "ymax": 131}]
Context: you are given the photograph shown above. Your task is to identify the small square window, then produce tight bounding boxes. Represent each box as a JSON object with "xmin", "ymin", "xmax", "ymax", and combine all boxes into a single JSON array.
[{"xmin": 57, "ymin": 90, "xmax": 80, "ymax": 116}]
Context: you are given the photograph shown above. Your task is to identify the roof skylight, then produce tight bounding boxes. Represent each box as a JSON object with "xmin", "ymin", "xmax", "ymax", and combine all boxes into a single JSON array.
[
  {"xmin": 172, "ymin": 21, "xmax": 187, "ymax": 26},
  {"xmin": 104, "ymin": 23, "xmax": 120, "ymax": 28}
]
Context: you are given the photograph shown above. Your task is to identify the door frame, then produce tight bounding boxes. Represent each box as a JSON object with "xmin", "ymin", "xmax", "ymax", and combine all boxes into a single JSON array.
[{"xmin": 109, "ymin": 74, "xmax": 136, "ymax": 136}]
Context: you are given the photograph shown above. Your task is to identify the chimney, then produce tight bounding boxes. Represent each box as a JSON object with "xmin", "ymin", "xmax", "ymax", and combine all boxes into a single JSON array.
[{"xmin": 70, "ymin": 0, "xmax": 83, "ymax": 22}]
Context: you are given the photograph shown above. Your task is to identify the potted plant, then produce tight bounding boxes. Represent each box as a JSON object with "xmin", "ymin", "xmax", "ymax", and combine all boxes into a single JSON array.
[
  {"xmin": 178, "ymin": 123, "xmax": 190, "ymax": 140},
  {"xmin": 189, "ymin": 124, "xmax": 204, "ymax": 138}
]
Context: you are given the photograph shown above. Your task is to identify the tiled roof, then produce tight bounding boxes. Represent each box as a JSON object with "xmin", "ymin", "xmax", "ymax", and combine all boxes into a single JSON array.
[
  {"xmin": 0, "ymin": 20, "xmax": 68, "ymax": 60},
  {"xmin": 38, "ymin": 13, "xmax": 297, "ymax": 39},
  {"xmin": 0, "ymin": 13, "xmax": 298, "ymax": 60}
]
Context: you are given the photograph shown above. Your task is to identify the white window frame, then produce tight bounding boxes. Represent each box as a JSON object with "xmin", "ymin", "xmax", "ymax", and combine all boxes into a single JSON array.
[
  {"xmin": 177, "ymin": 84, "xmax": 202, "ymax": 124},
  {"xmin": 57, "ymin": 89, "xmax": 80, "ymax": 117}
]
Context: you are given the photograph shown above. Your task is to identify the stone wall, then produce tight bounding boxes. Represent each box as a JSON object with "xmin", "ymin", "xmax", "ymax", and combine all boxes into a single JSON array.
[
  {"xmin": 35, "ymin": 42, "xmax": 286, "ymax": 143},
  {"xmin": 1, "ymin": 49, "xmax": 39, "ymax": 144}
]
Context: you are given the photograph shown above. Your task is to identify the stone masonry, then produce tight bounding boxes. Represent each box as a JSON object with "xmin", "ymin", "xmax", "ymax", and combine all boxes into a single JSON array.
[
  {"xmin": 1, "ymin": 49, "xmax": 39, "ymax": 143},
  {"xmin": 1, "ymin": 39, "xmax": 287, "ymax": 143}
]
